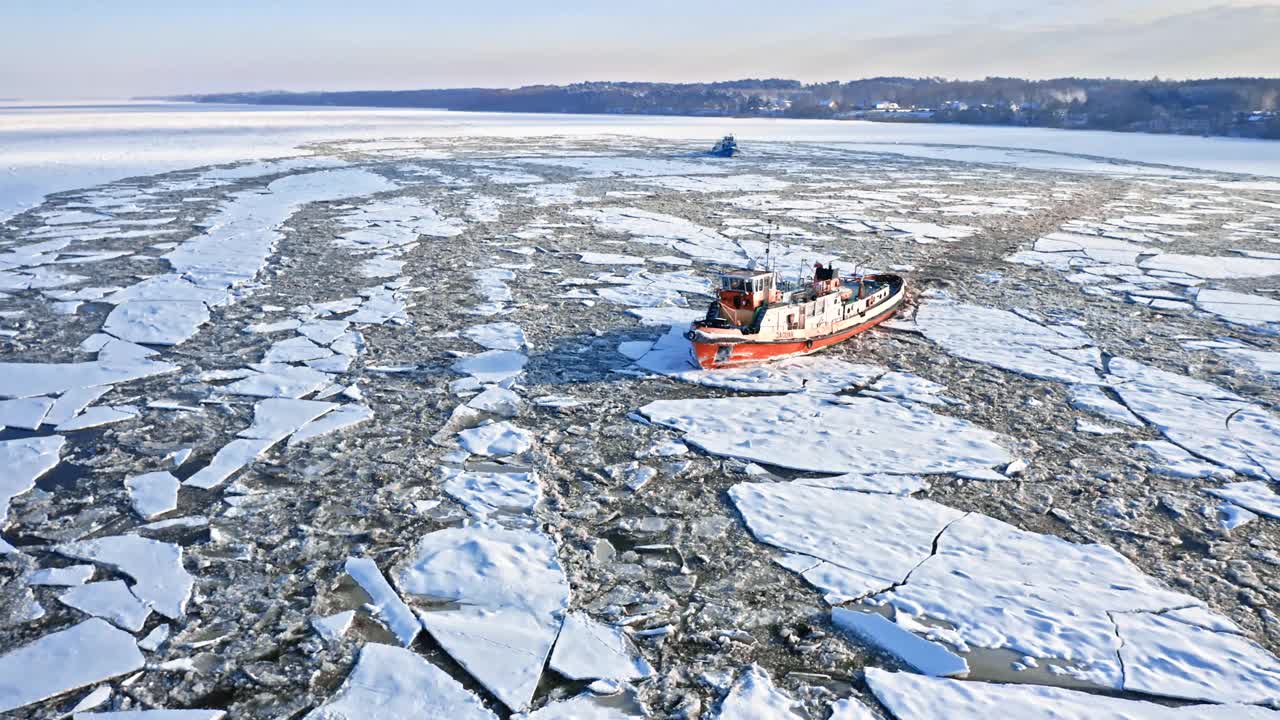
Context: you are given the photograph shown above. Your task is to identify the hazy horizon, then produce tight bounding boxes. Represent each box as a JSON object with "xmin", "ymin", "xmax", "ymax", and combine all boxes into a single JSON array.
[{"xmin": 4, "ymin": 1, "xmax": 1280, "ymax": 99}]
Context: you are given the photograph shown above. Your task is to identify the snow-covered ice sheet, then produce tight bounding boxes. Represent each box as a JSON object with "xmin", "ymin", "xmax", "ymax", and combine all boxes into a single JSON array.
[
  {"xmin": 731, "ymin": 482, "xmax": 963, "ymax": 602},
  {"xmin": 58, "ymin": 580, "xmax": 152, "ymax": 633},
  {"xmin": 914, "ymin": 298, "xmax": 1103, "ymax": 384},
  {"xmin": 462, "ymin": 322, "xmax": 529, "ymax": 351},
  {"xmin": 0, "ymin": 359, "xmax": 177, "ymax": 400},
  {"xmin": 733, "ymin": 481, "xmax": 1280, "ymax": 699},
  {"xmin": 303, "ymin": 642, "xmax": 497, "ymax": 720},
  {"xmin": 396, "ymin": 525, "xmax": 569, "ymax": 711},
  {"xmin": 125, "ymin": 471, "xmax": 180, "ymax": 520},
  {"xmin": 1207, "ymin": 481, "xmax": 1280, "ymax": 520},
  {"xmin": 0, "ymin": 618, "xmax": 143, "ymax": 714},
  {"xmin": 865, "ymin": 669, "xmax": 1280, "ymax": 720},
  {"xmin": 831, "ymin": 608, "xmax": 969, "ymax": 677},
  {"xmin": 1115, "ymin": 610, "xmax": 1280, "ymax": 704},
  {"xmin": 56, "ymin": 535, "xmax": 193, "ymax": 620},
  {"xmin": 1109, "ymin": 358, "xmax": 1280, "ymax": 481},
  {"xmin": 443, "ymin": 469, "xmax": 540, "ymax": 521},
  {"xmin": 640, "ymin": 393, "xmax": 1011, "ymax": 475},
  {"xmin": 715, "ymin": 665, "xmax": 803, "ymax": 720},
  {"xmin": 549, "ymin": 612, "xmax": 653, "ymax": 682},
  {"xmin": 457, "ymin": 421, "xmax": 535, "ymax": 457}
]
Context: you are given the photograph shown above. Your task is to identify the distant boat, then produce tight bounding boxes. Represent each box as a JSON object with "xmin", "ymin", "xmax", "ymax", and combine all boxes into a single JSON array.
[{"xmin": 709, "ymin": 135, "xmax": 738, "ymax": 157}]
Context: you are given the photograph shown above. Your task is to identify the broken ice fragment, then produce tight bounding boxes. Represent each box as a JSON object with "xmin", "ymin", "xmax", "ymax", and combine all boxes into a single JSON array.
[
  {"xmin": 827, "ymin": 696, "xmax": 878, "ymax": 720},
  {"xmin": 138, "ymin": 624, "xmax": 170, "ymax": 652},
  {"xmin": 125, "ymin": 471, "xmax": 180, "ymax": 520},
  {"xmin": 303, "ymin": 643, "xmax": 497, "ymax": 720},
  {"xmin": 549, "ymin": 612, "xmax": 653, "ymax": 682},
  {"xmin": 864, "ymin": 668, "xmax": 1277, "ymax": 720},
  {"xmin": 344, "ymin": 557, "xmax": 419, "ymax": 647},
  {"xmin": 236, "ymin": 398, "xmax": 337, "ymax": 442},
  {"xmin": 1206, "ymin": 481, "xmax": 1280, "ymax": 520},
  {"xmin": 457, "ymin": 421, "xmax": 535, "ymax": 457},
  {"xmin": 831, "ymin": 608, "xmax": 968, "ymax": 677},
  {"xmin": 730, "ymin": 482, "xmax": 962, "ymax": 602},
  {"xmin": 221, "ymin": 364, "xmax": 331, "ymax": 398},
  {"xmin": 444, "ymin": 470, "xmax": 541, "ymax": 520},
  {"xmin": 55, "ymin": 405, "xmax": 139, "ymax": 432},
  {"xmin": 397, "ymin": 525, "xmax": 570, "ymax": 711},
  {"xmin": 311, "ymin": 610, "xmax": 355, "ymax": 642},
  {"xmin": 28, "ymin": 564, "xmax": 95, "ymax": 586},
  {"xmin": 58, "ymin": 580, "xmax": 152, "ymax": 632},
  {"xmin": 0, "ymin": 396, "xmax": 54, "ymax": 429},
  {"xmin": 715, "ymin": 665, "xmax": 803, "ymax": 720},
  {"xmin": 915, "ymin": 299, "xmax": 1103, "ymax": 384},
  {"xmin": 0, "ymin": 359, "xmax": 176, "ymax": 400},
  {"xmin": 183, "ymin": 437, "xmax": 276, "ymax": 490},
  {"xmin": 104, "ymin": 300, "xmax": 211, "ymax": 346},
  {"xmin": 640, "ymin": 393, "xmax": 1011, "ymax": 475},
  {"xmin": 287, "ymin": 404, "xmax": 374, "ymax": 446},
  {"xmin": 44, "ymin": 386, "xmax": 112, "ymax": 426},
  {"xmin": 56, "ymin": 535, "xmax": 193, "ymax": 620},
  {"xmin": 1, "ymin": 435, "xmax": 65, "ymax": 524},
  {"xmin": 451, "ymin": 350, "xmax": 528, "ymax": 383},
  {"xmin": 0, "ymin": 618, "xmax": 144, "ymax": 714},
  {"xmin": 462, "ymin": 322, "xmax": 529, "ymax": 351},
  {"xmin": 467, "ymin": 386, "xmax": 522, "ymax": 418}
]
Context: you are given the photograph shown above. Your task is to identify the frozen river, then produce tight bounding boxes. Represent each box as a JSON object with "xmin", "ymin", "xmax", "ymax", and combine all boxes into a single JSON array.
[{"xmin": 3, "ymin": 100, "xmax": 1279, "ymax": 222}]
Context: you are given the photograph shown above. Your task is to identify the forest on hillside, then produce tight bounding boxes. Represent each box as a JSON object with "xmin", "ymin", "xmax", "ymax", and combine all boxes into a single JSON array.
[{"xmin": 176, "ymin": 77, "xmax": 1280, "ymax": 139}]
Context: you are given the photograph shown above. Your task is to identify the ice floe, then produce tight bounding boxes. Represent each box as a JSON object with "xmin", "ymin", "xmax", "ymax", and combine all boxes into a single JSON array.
[
  {"xmin": 343, "ymin": 557, "xmax": 420, "ymax": 647},
  {"xmin": 0, "ymin": 618, "xmax": 143, "ymax": 714},
  {"xmin": 125, "ymin": 471, "xmax": 180, "ymax": 520},
  {"xmin": 640, "ymin": 393, "xmax": 1011, "ymax": 475},
  {"xmin": 831, "ymin": 608, "xmax": 969, "ymax": 677},
  {"xmin": 287, "ymin": 404, "xmax": 374, "ymax": 446},
  {"xmin": 1206, "ymin": 481, "xmax": 1280, "ymax": 520},
  {"xmin": 28, "ymin": 564, "xmax": 95, "ymax": 586},
  {"xmin": 452, "ymin": 350, "xmax": 528, "ymax": 383},
  {"xmin": 58, "ymin": 580, "xmax": 152, "ymax": 632},
  {"xmin": 462, "ymin": 322, "xmax": 529, "ymax": 351},
  {"xmin": 303, "ymin": 642, "xmax": 497, "ymax": 720},
  {"xmin": 57, "ymin": 535, "xmax": 193, "ymax": 620},
  {"xmin": 714, "ymin": 665, "xmax": 802, "ymax": 720},
  {"xmin": 1, "ymin": 435, "xmax": 65, "ymax": 523},
  {"xmin": 55, "ymin": 405, "xmax": 139, "ymax": 432},
  {"xmin": 914, "ymin": 298, "xmax": 1103, "ymax": 384},
  {"xmin": 865, "ymin": 669, "xmax": 1280, "ymax": 720},
  {"xmin": 396, "ymin": 525, "xmax": 569, "ymax": 711},
  {"xmin": 0, "ymin": 359, "xmax": 177, "ymax": 400},
  {"xmin": 548, "ymin": 612, "xmax": 654, "ymax": 682},
  {"xmin": 733, "ymin": 480, "xmax": 1280, "ymax": 700},
  {"xmin": 0, "ymin": 396, "xmax": 54, "ymax": 429},
  {"xmin": 457, "ymin": 421, "xmax": 535, "ymax": 457},
  {"xmin": 443, "ymin": 470, "xmax": 541, "ymax": 521}
]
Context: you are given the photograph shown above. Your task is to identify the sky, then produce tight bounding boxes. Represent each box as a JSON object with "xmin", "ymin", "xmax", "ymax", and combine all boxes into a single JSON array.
[{"xmin": 2, "ymin": 1, "xmax": 1278, "ymax": 98}]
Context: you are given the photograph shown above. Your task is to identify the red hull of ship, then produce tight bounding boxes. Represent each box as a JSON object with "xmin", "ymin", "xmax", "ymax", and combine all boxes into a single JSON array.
[{"xmin": 691, "ymin": 304, "xmax": 899, "ymax": 369}]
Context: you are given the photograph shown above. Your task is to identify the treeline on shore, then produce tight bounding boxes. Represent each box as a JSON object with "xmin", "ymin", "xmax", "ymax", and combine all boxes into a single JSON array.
[{"xmin": 170, "ymin": 77, "xmax": 1280, "ymax": 139}]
